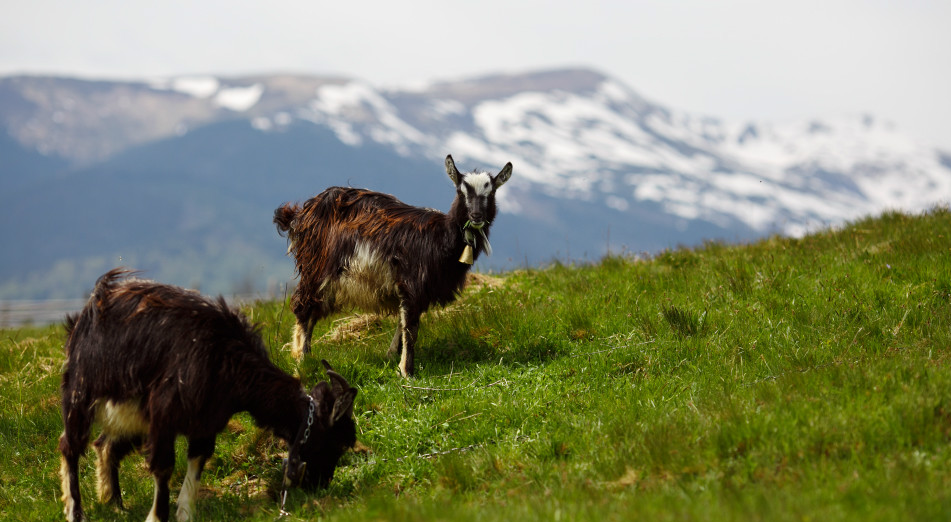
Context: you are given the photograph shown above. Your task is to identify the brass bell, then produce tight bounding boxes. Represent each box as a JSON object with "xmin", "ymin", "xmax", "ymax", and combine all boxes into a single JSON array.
[{"xmin": 458, "ymin": 244, "xmax": 474, "ymax": 264}]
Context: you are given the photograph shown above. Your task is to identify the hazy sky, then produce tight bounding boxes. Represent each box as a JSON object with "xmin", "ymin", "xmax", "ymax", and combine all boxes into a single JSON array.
[{"xmin": 3, "ymin": 0, "xmax": 950, "ymax": 149}]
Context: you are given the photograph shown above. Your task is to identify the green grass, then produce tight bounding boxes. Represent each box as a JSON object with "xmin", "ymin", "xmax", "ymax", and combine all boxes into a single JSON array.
[{"xmin": 3, "ymin": 207, "xmax": 951, "ymax": 521}]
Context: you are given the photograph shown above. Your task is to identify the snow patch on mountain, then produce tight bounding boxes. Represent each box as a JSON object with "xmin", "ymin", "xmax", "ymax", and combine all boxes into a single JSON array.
[
  {"xmin": 18, "ymin": 69, "xmax": 946, "ymax": 242},
  {"xmin": 167, "ymin": 76, "xmax": 220, "ymax": 98},
  {"xmin": 215, "ymin": 84, "xmax": 264, "ymax": 111},
  {"xmin": 238, "ymin": 69, "xmax": 951, "ymax": 239},
  {"xmin": 250, "ymin": 111, "xmax": 293, "ymax": 132},
  {"xmin": 149, "ymin": 76, "xmax": 264, "ymax": 111},
  {"xmin": 396, "ymin": 73, "xmax": 951, "ymax": 238},
  {"xmin": 718, "ymin": 116, "xmax": 951, "ymax": 211},
  {"xmin": 302, "ymin": 81, "xmax": 432, "ymax": 154}
]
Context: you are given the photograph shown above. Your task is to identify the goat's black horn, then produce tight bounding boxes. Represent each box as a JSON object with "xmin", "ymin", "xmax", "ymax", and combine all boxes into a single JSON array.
[
  {"xmin": 321, "ymin": 360, "xmax": 350, "ymax": 391},
  {"xmin": 326, "ymin": 370, "xmax": 350, "ymax": 392}
]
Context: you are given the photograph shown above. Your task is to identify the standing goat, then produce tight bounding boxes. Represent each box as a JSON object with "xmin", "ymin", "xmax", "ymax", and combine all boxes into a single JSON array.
[
  {"xmin": 59, "ymin": 269, "xmax": 358, "ymax": 522},
  {"xmin": 274, "ymin": 155, "xmax": 513, "ymax": 377}
]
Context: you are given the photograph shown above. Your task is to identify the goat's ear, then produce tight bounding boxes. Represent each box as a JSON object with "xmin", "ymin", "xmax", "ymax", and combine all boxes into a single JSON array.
[
  {"xmin": 445, "ymin": 155, "xmax": 461, "ymax": 186},
  {"xmin": 321, "ymin": 359, "xmax": 358, "ymax": 425},
  {"xmin": 494, "ymin": 162, "xmax": 513, "ymax": 188},
  {"xmin": 325, "ymin": 370, "xmax": 350, "ymax": 396},
  {"xmin": 331, "ymin": 388, "xmax": 358, "ymax": 426}
]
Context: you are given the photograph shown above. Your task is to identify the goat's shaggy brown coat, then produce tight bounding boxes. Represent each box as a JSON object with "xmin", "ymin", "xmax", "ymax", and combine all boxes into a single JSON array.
[
  {"xmin": 58, "ymin": 269, "xmax": 357, "ymax": 522},
  {"xmin": 275, "ymin": 155, "xmax": 512, "ymax": 377}
]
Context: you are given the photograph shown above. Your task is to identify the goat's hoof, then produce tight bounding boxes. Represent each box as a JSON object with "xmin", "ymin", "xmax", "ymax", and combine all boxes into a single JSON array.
[{"xmin": 177, "ymin": 507, "xmax": 194, "ymax": 522}]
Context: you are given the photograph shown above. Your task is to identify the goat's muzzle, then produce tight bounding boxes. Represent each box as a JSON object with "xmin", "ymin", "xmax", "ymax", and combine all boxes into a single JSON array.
[
  {"xmin": 282, "ymin": 457, "xmax": 307, "ymax": 489},
  {"xmin": 464, "ymin": 219, "xmax": 487, "ymax": 231}
]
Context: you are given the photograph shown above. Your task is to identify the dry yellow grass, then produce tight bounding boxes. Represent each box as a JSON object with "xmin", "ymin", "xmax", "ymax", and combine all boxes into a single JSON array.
[{"xmin": 318, "ymin": 272, "xmax": 508, "ymax": 343}]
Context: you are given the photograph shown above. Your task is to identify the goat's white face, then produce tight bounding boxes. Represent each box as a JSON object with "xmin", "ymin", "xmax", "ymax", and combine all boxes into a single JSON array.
[{"xmin": 460, "ymin": 172, "xmax": 494, "ymax": 226}]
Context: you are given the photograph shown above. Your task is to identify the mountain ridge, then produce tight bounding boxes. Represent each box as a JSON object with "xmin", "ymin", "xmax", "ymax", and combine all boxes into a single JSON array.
[{"xmin": 1, "ymin": 67, "xmax": 949, "ymax": 299}]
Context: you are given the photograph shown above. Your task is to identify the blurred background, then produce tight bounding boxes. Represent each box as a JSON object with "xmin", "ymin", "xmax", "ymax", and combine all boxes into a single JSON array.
[{"xmin": 2, "ymin": 1, "xmax": 950, "ymax": 324}]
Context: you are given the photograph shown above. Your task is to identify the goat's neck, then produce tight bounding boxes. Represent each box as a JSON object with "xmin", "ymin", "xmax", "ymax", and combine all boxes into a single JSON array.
[{"xmin": 242, "ymin": 366, "xmax": 309, "ymax": 442}]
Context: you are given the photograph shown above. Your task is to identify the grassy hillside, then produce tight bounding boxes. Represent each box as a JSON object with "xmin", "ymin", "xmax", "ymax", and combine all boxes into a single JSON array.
[{"xmin": 2, "ymin": 207, "xmax": 950, "ymax": 521}]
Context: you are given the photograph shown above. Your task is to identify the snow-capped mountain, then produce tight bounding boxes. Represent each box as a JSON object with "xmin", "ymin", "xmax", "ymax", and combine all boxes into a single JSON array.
[
  {"xmin": 284, "ymin": 68, "xmax": 951, "ymax": 238},
  {"xmin": 2, "ymin": 68, "xmax": 949, "ymax": 299}
]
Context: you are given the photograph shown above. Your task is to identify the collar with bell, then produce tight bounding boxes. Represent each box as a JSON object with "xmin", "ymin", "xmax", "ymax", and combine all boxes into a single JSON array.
[{"xmin": 459, "ymin": 221, "xmax": 491, "ymax": 264}]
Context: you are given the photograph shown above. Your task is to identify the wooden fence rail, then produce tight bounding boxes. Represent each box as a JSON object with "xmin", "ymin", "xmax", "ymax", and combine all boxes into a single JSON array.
[
  {"xmin": 0, "ymin": 294, "xmax": 274, "ymax": 329},
  {"xmin": 0, "ymin": 299, "xmax": 88, "ymax": 329}
]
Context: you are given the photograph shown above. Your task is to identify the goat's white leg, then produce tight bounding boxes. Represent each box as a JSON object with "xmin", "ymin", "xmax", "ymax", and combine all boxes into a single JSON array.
[
  {"xmin": 398, "ymin": 305, "xmax": 419, "ymax": 378},
  {"xmin": 290, "ymin": 315, "xmax": 318, "ymax": 360},
  {"xmin": 60, "ymin": 410, "xmax": 92, "ymax": 522},
  {"xmin": 388, "ymin": 324, "xmax": 402, "ymax": 357},
  {"xmin": 60, "ymin": 453, "xmax": 80, "ymax": 522},
  {"xmin": 146, "ymin": 430, "xmax": 175, "ymax": 522},
  {"xmin": 290, "ymin": 322, "xmax": 307, "ymax": 359},
  {"xmin": 93, "ymin": 436, "xmax": 115, "ymax": 504},
  {"xmin": 176, "ymin": 457, "xmax": 202, "ymax": 521},
  {"xmin": 146, "ymin": 475, "xmax": 163, "ymax": 522},
  {"xmin": 177, "ymin": 437, "xmax": 214, "ymax": 521}
]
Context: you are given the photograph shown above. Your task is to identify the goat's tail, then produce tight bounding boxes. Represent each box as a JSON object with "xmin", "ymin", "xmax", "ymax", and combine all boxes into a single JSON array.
[
  {"xmin": 91, "ymin": 268, "xmax": 136, "ymax": 311},
  {"xmin": 273, "ymin": 203, "xmax": 300, "ymax": 238},
  {"xmin": 64, "ymin": 267, "xmax": 135, "ymax": 353},
  {"xmin": 92, "ymin": 268, "xmax": 132, "ymax": 302}
]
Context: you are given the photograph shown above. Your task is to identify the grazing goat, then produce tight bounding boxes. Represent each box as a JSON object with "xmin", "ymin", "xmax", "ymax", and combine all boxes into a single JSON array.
[
  {"xmin": 274, "ymin": 154, "xmax": 513, "ymax": 377},
  {"xmin": 58, "ymin": 269, "xmax": 358, "ymax": 522}
]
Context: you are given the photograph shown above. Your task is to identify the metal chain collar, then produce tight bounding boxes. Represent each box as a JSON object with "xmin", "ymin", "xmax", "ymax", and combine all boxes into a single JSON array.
[
  {"xmin": 301, "ymin": 395, "xmax": 315, "ymax": 444},
  {"xmin": 279, "ymin": 395, "xmax": 317, "ymax": 517}
]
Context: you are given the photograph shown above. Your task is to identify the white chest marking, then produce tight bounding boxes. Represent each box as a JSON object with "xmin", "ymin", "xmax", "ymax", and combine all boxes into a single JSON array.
[
  {"xmin": 98, "ymin": 400, "xmax": 149, "ymax": 437},
  {"xmin": 326, "ymin": 241, "xmax": 399, "ymax": 313}
]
